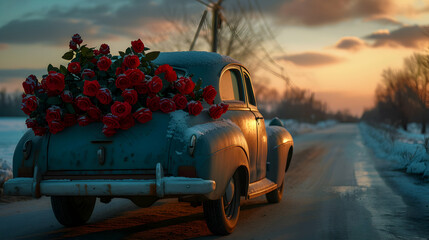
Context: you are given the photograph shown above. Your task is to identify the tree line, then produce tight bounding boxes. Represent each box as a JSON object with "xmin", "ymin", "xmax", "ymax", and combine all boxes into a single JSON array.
[
  {"xmin": 254, "ymin": 83, "xmax": 359, "ymax": 123},
  {"xmin": 0, "ymin": 89, "xmax": 24, "ymax": 117},
  {"xmin": 362, "ymin": 53, "xmax": 429, "ymax": 133}
]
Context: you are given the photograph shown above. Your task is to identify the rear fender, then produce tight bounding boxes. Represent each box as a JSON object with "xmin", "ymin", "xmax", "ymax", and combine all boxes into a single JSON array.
[
  {"xmin": 13, "ymin": 130, "xmax": 49, "ymax": 178},
  {"xmin": 173, "ymin": 120, "xmax": 250, "ymax": 200},
  {"xmin": 265, "ymin": 126, "xmax": 293, "ymax": 186}
]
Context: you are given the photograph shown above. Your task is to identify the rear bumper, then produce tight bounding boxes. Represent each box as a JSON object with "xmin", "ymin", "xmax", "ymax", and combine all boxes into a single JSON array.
[{"xmin": 4, "ymin": 163, "xmax": 216, "ymax": 198}]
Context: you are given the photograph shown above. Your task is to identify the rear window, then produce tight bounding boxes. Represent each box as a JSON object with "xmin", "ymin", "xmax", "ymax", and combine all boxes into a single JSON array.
[{"xmin": 219, "ymin": 69, "xmax": 244, "ymax": 101}]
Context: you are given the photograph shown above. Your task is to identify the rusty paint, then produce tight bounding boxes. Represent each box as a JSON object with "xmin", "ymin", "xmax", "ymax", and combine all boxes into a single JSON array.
[
  {"xmin": 107, "ymin": 184, "xmax": 112, "ymax": 195},
  {"xmin": 149, "ymin": 184, "xmax": 156, "ymax": 195},
  {"xmin": 17, "ymin": 167, "xmax": 33, "ymax": 177},
  {"xmin": 34, "ymin": 182, "xmax": 41, "ymax": 198},
  {"xmin": 84, "ymin": 184, "xmax": 88, "ymax": 195}
]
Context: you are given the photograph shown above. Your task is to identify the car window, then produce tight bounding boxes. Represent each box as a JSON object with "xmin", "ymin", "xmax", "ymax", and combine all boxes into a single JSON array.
[
  {"xmin": 243, "ymin": 72, "xmax": 256, "ymax": 106},
  {"xmin": 219, "ymin": 69, "xmax": 244, "ymax": 101}
]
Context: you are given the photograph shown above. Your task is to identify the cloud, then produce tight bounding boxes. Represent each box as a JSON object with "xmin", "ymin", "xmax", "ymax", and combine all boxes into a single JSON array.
[
  {"xmin": 334, "ymin": 36, "xmax": 367, "ymax": 51},
  {"xmin": 364, "ymin": 15, "xmax": 403, "ymax": 26},
  {"xmin": 365, "ymin": 25, "xmax": 429, "ymax": 48},
  {"xmin": 277, "ymin": 0, "xmax": 396, "ymax": 26},
  {"xmin": 0, "ymin": 19, "xmax": 111, "ymax": 45},
  {"xmin": 277, "ymin": 52, "xmax": 342, "ymax": 67}
]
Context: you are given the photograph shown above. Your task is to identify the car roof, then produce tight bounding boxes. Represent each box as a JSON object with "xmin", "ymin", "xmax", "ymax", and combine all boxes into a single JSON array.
[{"xmin": 154, "ymin": 51, "xmax": 240, "ymax": 70}]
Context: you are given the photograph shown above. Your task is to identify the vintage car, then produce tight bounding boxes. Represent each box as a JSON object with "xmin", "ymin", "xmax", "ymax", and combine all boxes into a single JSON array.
[{"xmin": 4, "ymin": 51, "xmax": 294, "ymax": 235}]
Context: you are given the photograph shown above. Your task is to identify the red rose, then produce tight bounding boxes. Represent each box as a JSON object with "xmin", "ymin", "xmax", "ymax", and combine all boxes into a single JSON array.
[
  {"xmin": 135, "ymin": 80, "xmax": 149, "ymax": 94},
  {"xmin": 133, "ymin": 107, "xmax": 152, "ymax": 124},
  {"xmin": 116, "ymin": 66, "xmax": 126, "ymax": 75},
  {"xmin": 125, "ymin": 69, "xmax": 145, "ymax": 86},
  {"xmin": 155, "ymin": 64, "xmax": 177, "ymax": 82},
  {"xmin": 46, "ymin": 71, "xmax": 65, "ymax": 93},
  {"xmin": 46, "ymin": 106, "xmax": 62, "ymax": 123},
  {"xmin": 111, "ymin": 101, "xmax": 132, "ymax": 119},
  {"xmin": 25, "ymin": 118, "xmax": 38, "ymax": 128},
  {"xmin": 69, "ymin": 40, "xmax": 77, "ymax": 50},
  {"xmin": 148, "ymin": 76, "xmax": 163, "ymax": 93},
  {"xmin": 22, "ymin": 95, "xmax": 38, "ymax": 112},
  {"xmin": 32, "ymin": 126, "xmax": 47, "ymax": 136},
  {"xmin": 103, "ymin": 113, "xmax": 120, "ymax": 129},
  {"xmin": 97, "ymin": 56, "xmax": 112, "ymax": 71},
  {"xmin": 83, "ymin": 80, "xmax": 100, "ymax": 97},
  {"xmin": 102, "ymin": 125, "xmax": 116, "ymax": 137},
  {"xmin": 96, "ymin": 88, "xmax": 112, "ymax": 105},
  {"xmin": 220, "ymin": 103, "xmax": 229, "ymax": 113},
  {"xmin": 203, "ymin": 85, "xmax": 217, "ymax": 105},
  {"xmin": 159, "ymin": 98, "xmax": 176, "ymax": 113},
  {"xmin": 22, "ymin": 75, "xmax": 37, "ymax": 94},
  {"xmin": 123, "ymin": 54, "xmax": 140, "ymax": 69},
  {"xmin": 67, "ymin": 62, "xmax": 81, "ymax": 74},
  {"xmin": 131, "ymin": 39, "xmax": 145, "ymax": 53},
  {"xmin": 120, "ymin": 114, "xmax": 135, "ymax": 130},
  {"xmin": 77, "ymin": 115, "xmax": 92, "ymax": 126},
  {"xmin": 76, "ymin": 96, "xmax": 93, "ymax": 111},
  {"xmin": 175, "ymin": 77, "xmax": 195, "ymax": 95},
  {"xmin": 63, "ymin": 114, "xmax": 77, "ymax": 127},
  {"xmin": 81, "ymin": 69, "xmax": 95, "ymax": 80},
  {"xmin": 209, "ymin": 104, "xmax": 227, "ymax": 119},
  {"xmin": 99, "ymin": 43, "xmax": 110, "ymax": 55},
  {"xmin": 93, "ymin": 49, "xmax": 100, "ymax": 56},
  {"xmin": 173, "ymin": 94, "xmax": 188, "ymax": 110},
  {"xmin": 48, "ymin": 120, "xmax": 65, "ymax": 134},
  {"xmin": 72, "ymin": 34, "xmax": 83, "ymax": 45},
  {"xmin": 122, "ymin": 89, "xmax": 138, "ymax": 105},
  {"xmin": 61, "ymin": 90, "xmax": 73, "ymax": 103},
  {"xmin": 115, "ymin": 74, "xmax": 131, "ymax": 90},
  {"xmin": 87, "ymin": 106, "xmax": 102, "ymax": 120},
  {"xmin": 187, "ymin": 101, "xmax": 203, "ymax": 116},
  {"xmin": 21, "ymin": 104, "xmax": 32, "ymax": 115},
  {"xmin": 146, "ymin": 96, "xmax": 160, "ymax": 112}
]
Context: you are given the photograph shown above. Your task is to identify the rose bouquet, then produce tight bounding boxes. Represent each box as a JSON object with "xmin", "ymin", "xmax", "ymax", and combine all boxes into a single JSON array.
[{"xmin": 21, "ymin": 34, "xmax": 228, "ymax": 137}]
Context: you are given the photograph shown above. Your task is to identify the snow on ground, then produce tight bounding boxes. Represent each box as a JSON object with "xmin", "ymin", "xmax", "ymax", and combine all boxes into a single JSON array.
[
  {"xmin": 265, "ymin": 119, "xmax": 337, "ymax": 137},
  {"xmin": 359, "ymin": 122, "xmax": 429, "ymax": 178}
]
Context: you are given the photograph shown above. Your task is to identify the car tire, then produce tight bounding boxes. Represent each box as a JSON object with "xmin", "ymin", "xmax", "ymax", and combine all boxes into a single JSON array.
[
  {"xmin": 266, "ymin": 180, "xmax": 284, "ymax": 203},
  {"xmin": 51, "ymin": 196, "xmax": 96, "ymax": 226},
  {"xmin": 203, "ymin": 172, "xmax": 241, "ymax": 235}
]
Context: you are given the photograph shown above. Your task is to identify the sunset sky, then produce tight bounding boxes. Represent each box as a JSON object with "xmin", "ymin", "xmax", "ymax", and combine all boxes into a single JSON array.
[{"xmin": 1, "ymin": 0, "xmax": 429, "ymax": 116}]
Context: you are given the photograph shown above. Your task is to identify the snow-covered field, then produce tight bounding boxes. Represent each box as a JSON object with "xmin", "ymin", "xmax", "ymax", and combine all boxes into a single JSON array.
[
  {"xmin": 0, "ymin": 117, "xmax": 27, "ymax": 190},
  {"xmin": 360, "ymin": 122, "xmax": 429, "ymax": 178}
]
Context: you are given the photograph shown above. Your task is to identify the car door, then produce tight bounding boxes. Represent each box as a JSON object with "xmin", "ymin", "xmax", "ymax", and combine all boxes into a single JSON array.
[
  {"xmin": 242, "ymin": 69, "xmax": 268, "ymax": 180},
  {"xmin": 218, "ymin": 66, "xmax": 259, "ymax": 182}
]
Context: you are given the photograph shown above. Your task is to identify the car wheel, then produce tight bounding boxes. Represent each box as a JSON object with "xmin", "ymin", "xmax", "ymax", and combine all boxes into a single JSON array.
[
  {"xmin": 51, "ymin": 196, "xmax": 96, "ymax": 226},
  {"xmin": 203, "ymin": 172, "xmax": 241, "ymax": 235},
  {"xmin": 266, "ymin": 180, "xmax": 284, "ymax": 203}
]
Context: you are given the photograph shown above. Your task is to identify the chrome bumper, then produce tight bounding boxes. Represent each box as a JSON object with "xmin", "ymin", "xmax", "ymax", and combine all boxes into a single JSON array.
[{"xmin": 4, "ymin": 163, "xmax": 216, "ymax": 198}]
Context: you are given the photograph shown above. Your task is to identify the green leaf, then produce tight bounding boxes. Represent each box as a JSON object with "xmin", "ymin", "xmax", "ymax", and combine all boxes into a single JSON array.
[
  {"xmin": 144, "ymin": 47, "xmax": 150, "ymax": 51},
  {"xmin": 62, "ymin": 50, "xmax": 74, "ymax": 60},
  {"xmin": 47, "ymin": 64, "xmax": 54, "ymax": 72},
  {"xmin": 194, "ymin": 78, "xmax": 203, "ymax": 92},
  {"xmin": 65, "ymin": 103, "xmax": 75, "ymax": 114},
  {"xmin": 145, "ymin": 51, "xmax": 160, "ymax": 61},
  {"xmin": 46, "ymin": 96, "xmax": 62, "ymax": 105},
  {"xmin": 81, "ymin": 46, "xmax": 93, "ymax": 58},
  {"xmin": 119, "ymin": 51, "xmax": 125, "ymax": 57},
  {"xmin": 60, "ymin": 65, "xmax": 68, "ymax": 75},
  {"xmin": 125, "ymin": 47, "xmax": 132, "ymax": 55}
]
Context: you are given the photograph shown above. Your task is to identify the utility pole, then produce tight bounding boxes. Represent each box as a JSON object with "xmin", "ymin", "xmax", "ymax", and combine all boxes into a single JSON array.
[{"xmin": 211, "ymin": 0, "xmax": 223, "ymax": 52}]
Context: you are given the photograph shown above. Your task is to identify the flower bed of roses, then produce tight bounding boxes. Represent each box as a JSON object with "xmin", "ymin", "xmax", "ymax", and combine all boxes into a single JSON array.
[{"xmin": 21, "ymin": 34, "xmax": 228, "ymax": 137}]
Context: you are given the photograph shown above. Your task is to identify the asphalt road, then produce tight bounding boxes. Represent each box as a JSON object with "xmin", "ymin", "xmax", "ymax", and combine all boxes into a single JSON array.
[{"xmin": 1, "ymin": 124, "xmax": 429, "ymax": 239}]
